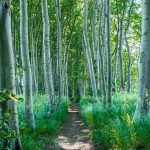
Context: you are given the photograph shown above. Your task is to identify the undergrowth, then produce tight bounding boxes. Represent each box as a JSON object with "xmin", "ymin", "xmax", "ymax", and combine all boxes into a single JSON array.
[
  {"xmin": 80, "ymin": 93, "xmax": 150, "ymax": 149},
  {"xmin": 18, "ymin": 95, "xmax": 70, "ymax": 150}
]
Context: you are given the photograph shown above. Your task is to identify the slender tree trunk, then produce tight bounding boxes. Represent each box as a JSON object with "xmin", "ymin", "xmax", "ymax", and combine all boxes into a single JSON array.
[
  {"xmin": 56, "ymin": 0, "xmax": 63, "ymax": 98},
  {"xmin": 118, "ymin": 3, "xmax": 126, "ymax": 90},
  {"xmin": 98, "ymin": 0, "xmax": 106, "ymax": 105},
  {"xmin": 83, "ymin": 0, "xmax": 97, "ymax": 97},
  {"xmin": 41, "ymin": 0, "xmax": 55, "ymax": 112},
  {"xmin": 124, "ymin": 0, "xmax": 134, "ymax": 93},
  {"xmin": 93, "ymin": 0, "xmax": 100, "ymax": 91},
  {"xmin": 113, "ymin": 15, "xmax": 119, "ymax": 93},
  {"xmin": 106, "ymin": 0, "xmax": 112, "ymax": 106},
  {"xmin": 133, "ymin": 0, "xmax": 150, "ymax": 121},
  {"xmin": 0, "ymin": 1, "xmax": 22, "ymax": 149},
  {"xmin": 31, "ymin": 32, "xmax": 37, "ymax": 95},
  {"xmin": 20, "ymin": 0, "xmax": 35, "ymax": 130},
  {"xmin": 93, "ymin": 0, "xmax": 98, "ymax": 62}
]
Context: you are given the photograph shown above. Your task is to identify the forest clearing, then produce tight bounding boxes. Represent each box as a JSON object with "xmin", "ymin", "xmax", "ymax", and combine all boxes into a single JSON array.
[{"xmin": 1, "ymin": 0, "xmax": 150, "ymax": 149}]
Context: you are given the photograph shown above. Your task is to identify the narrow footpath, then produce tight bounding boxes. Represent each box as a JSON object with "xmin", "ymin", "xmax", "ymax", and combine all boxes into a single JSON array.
[{"xmin": 48, "ymin": 102, "xmax": 94, "ymax": 150}]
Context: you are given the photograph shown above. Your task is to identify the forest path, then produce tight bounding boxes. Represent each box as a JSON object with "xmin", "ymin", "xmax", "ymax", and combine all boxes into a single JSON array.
[{"xmin": 46, "ymin": 102, "xmax": 94, "ymax": 150}]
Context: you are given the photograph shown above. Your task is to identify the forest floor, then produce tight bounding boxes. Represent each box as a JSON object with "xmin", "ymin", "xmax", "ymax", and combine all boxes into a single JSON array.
[{"xmin": 45, "ymin": 102, "xmax": 94, "ymax": 150}]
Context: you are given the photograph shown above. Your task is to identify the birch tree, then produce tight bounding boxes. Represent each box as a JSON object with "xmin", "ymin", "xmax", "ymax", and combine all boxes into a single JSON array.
[
  {"xmin": 118, "ymin": 2, "xmax": 127, "ymax": 91},
  {"xmin": 41, "ymin": 0, "xmax": 55, "ymax": 112},
  {"xmin": 93, "ymin": 0, "xmax": 100, "ymax": 91},
  {"xmin": 98, "ymin": 0, "xmax": 106, "ymax": 105},
  {"xmin": 83, "ymin": 0, "xmax": 97, "ymax": 97},
  {"xmin": 0, "ymin": 1, "xmax": 22, "ymax": 149},
  {"xmin": 106, "ymin": 0, "xmax": 112, "ymax": 106},
  {"xmin": 124, "ymin": 0, "xmax": 134, "ymax": 93},
  {"xmin": 133, "ymin": 0, "xmax": 150, "ymax": 121},
  {"xmin": 20, "ymin": 0, "xmax": 35, "ymax": 130},
  {"xmin": 56, "ymin": 0, "xmax": 63, "ymax": 97}
]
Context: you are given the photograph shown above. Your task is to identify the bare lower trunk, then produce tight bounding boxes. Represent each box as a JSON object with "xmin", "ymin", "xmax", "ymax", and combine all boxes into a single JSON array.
[
  {"xmin": 20, "ymin": 0, "xmax": 35, "ymax": 130},
  {"xmin": 83, "ymin": 0, "xmax": 97, "ymax": 97},
  {"xmin": 118, "ymin": 3, "xmax": 126, "ymax": 90},
  {"xmin": 133, "ymin": 0, "xmax": 150, "ymax": 122},
  {"xmin": 106, "ymin": 0, "xmax": 112, "ymax": 106},
  {"xmin": 98, "ymin": 0, "xmax": 106, "ymax": 105},
  {"xmin": 124, "ymin": 0, "xmax": 134, "ymax": 93},
  {"xmin": 0, "ymin": 1, "xmax": 22, "ymax": 149},
  {"xmin": 41, "ymin": 0, "xmax": 55, "ymax": 112},
  {"xmin": 56, "ymin": 0, "xmax": 63, "ymax": 98}
]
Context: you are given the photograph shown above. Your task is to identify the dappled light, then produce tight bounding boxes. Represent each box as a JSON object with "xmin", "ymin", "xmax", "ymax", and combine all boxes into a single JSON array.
[
  {"xmin": 54, "ymin": 103, "xmax": 93, "ymax": 150},
  {"xmin": 0, "ymin": 0, "xmax": 149, "ymax": 149}
]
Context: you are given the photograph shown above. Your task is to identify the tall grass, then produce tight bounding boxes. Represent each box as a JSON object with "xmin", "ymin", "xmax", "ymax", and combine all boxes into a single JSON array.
[
  {"xmin": 18, "ymin": 95, "xmax": 70, "ymax": 150},
  {"xmin": 80, "ymin": 93, "xmax": 150, "ymax": 149}
]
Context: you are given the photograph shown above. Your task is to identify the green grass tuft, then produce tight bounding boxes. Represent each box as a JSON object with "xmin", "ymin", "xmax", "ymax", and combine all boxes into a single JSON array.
[
  {"xmin": 18, "ymin": 95, "xmax": 70, "ymax": 150},
  {"xmin": 80, "ymin": 93, "xmax": 150, "ymax": 149}
]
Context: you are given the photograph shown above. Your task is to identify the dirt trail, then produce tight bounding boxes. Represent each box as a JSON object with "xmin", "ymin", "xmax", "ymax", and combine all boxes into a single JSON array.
[{"xmin": 49, "ymin": 102, "xmax": 94, "ymax": 150}]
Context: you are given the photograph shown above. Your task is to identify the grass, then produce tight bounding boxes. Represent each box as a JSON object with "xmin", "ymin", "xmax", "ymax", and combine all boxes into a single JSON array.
[
  {"xmin": 18, "ymin": 95, "xmax": 70, "ymax": 150},
  {"xmin": 80, "ymin": 93, "xmax": 150, "ymax": 149}
]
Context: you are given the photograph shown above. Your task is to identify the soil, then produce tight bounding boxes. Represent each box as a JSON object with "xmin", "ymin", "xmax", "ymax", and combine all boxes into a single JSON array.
[{"xmin": 45, "ymin": 102, "xmax": 94, "ymax": 150}]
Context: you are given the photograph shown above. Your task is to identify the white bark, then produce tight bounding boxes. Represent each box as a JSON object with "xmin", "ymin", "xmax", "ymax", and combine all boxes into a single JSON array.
[
  {"xmin": 41, "ymin": 0, "xmax": 55, "ymax": 112},
  {"xmin": 98, "ymin": 0, "xmax": 106, "ymax": 105},
  {"xmin": 124, "ymin": 0, "xmax": 134, "ymax": 93},
  {"xmin": 0, "ymin": 1, "xmax": 22, "ymax": 149},
  {"xmin": 56, "ymin": 0, "xmax": 63, "ymax": 97},
  {"xmin": 118, "ymin": 3, "xmax": 127, "ymax": 90},
  {"xmin": 20, "ymin": 0, "xmax": 35, "ymax": 130},
  {"xmin": 106, "ymin": 0, "xmax": 112, "ymax": 106},
  {"xmin": 83, "ymin": 0, "xmax": 97, "ymax": 97},
  {"xmin": 133, "ymin": 0, "xmax": 150, "ymax": 121}
]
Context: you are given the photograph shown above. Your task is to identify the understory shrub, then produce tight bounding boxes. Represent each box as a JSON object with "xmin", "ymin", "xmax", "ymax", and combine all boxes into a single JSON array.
[{"xmin": 80, "ymin": 93, "xmax": 150, "ymax": 149}]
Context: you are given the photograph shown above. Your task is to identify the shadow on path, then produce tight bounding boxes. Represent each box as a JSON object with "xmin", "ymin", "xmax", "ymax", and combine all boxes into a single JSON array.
[{"xmin": 48, "ymin": 102, "xmax": 94, "ymax": 150}]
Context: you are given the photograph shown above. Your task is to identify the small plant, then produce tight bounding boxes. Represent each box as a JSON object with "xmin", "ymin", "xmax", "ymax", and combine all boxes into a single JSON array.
[{"xmin": 0, "ymin": 90, "xmax": 23, "ymax": 149}]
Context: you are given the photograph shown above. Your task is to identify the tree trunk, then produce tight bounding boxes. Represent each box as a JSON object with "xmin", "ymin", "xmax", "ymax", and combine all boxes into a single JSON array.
[
  {"xmin": 20, "ymin": 0, "xmax": 35, "ymax": 130},
  {"xmin": 133, "ymin": 0, "xmax": 150, "ymax": 121},
  {"xmin": 124, "ymin": 0, "xmax": 134, "ymax": 93},
  {"xmin": 0, "ymin": 1, "xmax": 22, "ymax": 149},
  {"xmin": 98, "ymin": 0, "xmax": 106, "ymax": 105},
  {"xmin": 83, "ymin": 0, "xmax": 97, "ymax": 97},
  {"xmin": 106, "ymin": 0, "xmax": 112, "ymax": 106},
  {"xmin": 56, "ymin": 0, "xmax": 63, "ymax": 98},
  {"xmin": 118, "ymin": 3, "xmax": 126, "ymax": 90},
  {"xmin": 41, "ymin": 0, "xmax": 55, "ymax": 112}
]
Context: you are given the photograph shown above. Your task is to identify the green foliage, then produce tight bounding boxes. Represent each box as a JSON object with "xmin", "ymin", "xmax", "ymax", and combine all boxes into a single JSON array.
[
  {"xmin": 80, "ymin": 93, "xmax": 150, "ymax": 149},
  {"xmin": 0, "ymin": 90, "xmax": 23, "ymax": 103},
  {"xmin": 18, "ymin": 95, "xmax": 70, "ymax": 150},
  {"xmin": 0, "ymin": 90, "xmax": 24, "ymax": 149}
]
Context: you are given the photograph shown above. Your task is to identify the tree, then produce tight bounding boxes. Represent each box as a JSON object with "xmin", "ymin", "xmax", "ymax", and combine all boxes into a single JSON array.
[
  {"xmin": 124, "ymin": 0, "xmax": 134, "ymax": 93},
  {"xmin": 0, "ymin": 1, "xmax": 22, "ymax": 149},
  {"xmin": 83, "ymin": 0, "xmax": 97, "ymax": 97},
  {"xmin": 106, "ymin": 0, "xmax": 112, "ymax": 106},
  {"xmin": 41, "ymin": 0, "xmax": 55, "ymax": 112},
  {"xmin": 118, "ymin": 2, "xmax": 127, "ymax": 91},
  {"xmin": 20, "ymin": 0, "xmax": 35, "ymax": 130},
  {"xmin": 98, "ymin": 0, "xmax": 107, "ymax": 105},
  {"xmin": 56, "ymin": 0, "xmax": 63, "ymax": 97},
  {"xmin": 133, "ymin": 0, "xmax": 150, "ymax": 121}
]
